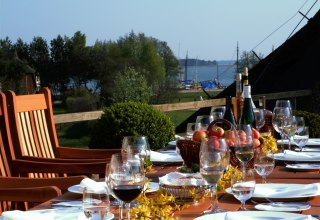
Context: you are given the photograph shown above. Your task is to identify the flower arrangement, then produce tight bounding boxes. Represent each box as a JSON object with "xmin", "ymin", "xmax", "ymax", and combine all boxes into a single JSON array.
[{"xmin": 260, "ymin": 134, "xmax": 278, "ymax": 154}]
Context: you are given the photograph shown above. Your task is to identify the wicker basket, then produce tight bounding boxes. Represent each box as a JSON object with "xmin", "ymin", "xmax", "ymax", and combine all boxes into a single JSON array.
[
  {"xmin": 176, "ymin": 139, "xmax": 201, "ymax": 167},
  {"xmin": 160, "ymin": 184, "xmax": 208, "ymax": 202}
]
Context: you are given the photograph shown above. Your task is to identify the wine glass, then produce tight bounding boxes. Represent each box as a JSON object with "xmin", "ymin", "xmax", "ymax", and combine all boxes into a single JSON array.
[
  {"xmin": 231, "ymin": 169, "xmax": 256, "ymax": 211},
  {"xmin": 235, "ymin": 124, "xmax": 254, "ymax": 172},
  {"xmin": 200, "ymin": 137, "xmax": 229, "ymax": 214},
  {"xmin": 196, "ymin": 115, "xmax": 214, "ymax": 130},
  {"xmin": 253, "ymin": 108, "xmax": 265, "ymax": 131},
  {"xmin": 295, "ymin": 116, "xmax": 305, "ymax": 133},
  {"xmin": 210, "ymin": 106, "xmax": 226, "ymax": 118},
  {"xmin": 121, "ymin": 136, "xmax": 150, "ymax": 161},
  {"xmin": 282, "ymin": 116, "xmax": 297, "ymax": 151},
  {"xmin": 272, "ymin": 107, "xmax": 292, "ymax": 152},
  {"xmin": 254, "ymin": 150, "xmax": 275, "ymax": 183},
  {"xmin": 109, "ymin": 153, "xmax": 145, "ymax": 220},
  {"xmin": 275, "ymin": 100, "xmax": 292, "ymax": 109},
  {"xmin": 83, "ymin": 187, "xmax": 110, "ymax": 220},
  {"xmin": 293, "ymin": 126, "xmax": 309, "ymax": 151}
]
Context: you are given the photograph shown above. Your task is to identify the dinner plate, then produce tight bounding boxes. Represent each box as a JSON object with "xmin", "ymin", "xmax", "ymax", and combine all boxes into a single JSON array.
[
  {"xmin": 226, "ymin": 183, "xmax": 320, "ymax": 200},
  {"xmin": 168, "ymin": 140, "xmax": 176, "ymax": 146},
  {"xmin": 68, "ymin": 182, "xmax": 159, "ymax": 194},
  {"xmin": 150, "ymin": 150, "xmax": 183, "ymax": 164},
  {"xmin": 286, "ymin": 163, "xmax": 320, "ymax": 170},
  {"xmin": 255, "ymin": 202, "xmax": 311, "ymax": 212},
  {"xmin": 194, "ymin": 211, "xmax": 317, "ymax": 220}
]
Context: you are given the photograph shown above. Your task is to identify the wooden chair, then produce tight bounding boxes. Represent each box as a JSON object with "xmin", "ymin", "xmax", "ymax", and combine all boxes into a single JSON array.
[
  {"xmin": 4, "ymin": 88, "xmax": 120, "ymax": 178},
  {"xmin": 0, "ymin": 93, "xmax": 78, "ymax": 214}
]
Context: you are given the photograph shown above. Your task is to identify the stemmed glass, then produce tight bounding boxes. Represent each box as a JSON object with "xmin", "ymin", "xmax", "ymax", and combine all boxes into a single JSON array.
[
  {"xmin": 231, "ymin": 169, "xmax": 256, "ymax": 210},
  {"xmin": 282, "ymin": 116, "xmax": 297, "ymax": 151},
  {"xmin": 254, "ymin": 108, "xmax": 265, "ymax": 131},
  {"xmin": 235, "ymin": 124, "xmax": 254, "ymax": 172},
  {"xmin": 275, "ymin": 100, "xmax": 292, "ymax": 109},
  {"xmin": 254, "ymin": 149, "xmax": 275, "ymax": 183},
  {"xmin": 293, "ymin": 126, "xmax": 309, "ymax": 151},
  {"xmin": 272, "ymin": 107, "xmax": 292, "ymax": 152},
  {"xmin": 83, "ymin": 187, "xmax": 110, "ymax": 220},
  {"xmin": 295, "ymin": 116, "xmax": 305, "ymax": 133},
  {"xmin": 109, "ymin": 153, "xmax": 145, "ymax": 220},
  {"xmin": 200, "ymin": 137, "xmax": 229, "ymax": 214},
  {"xmin": 121, "ymin": 136, "xmax": 150, "ymax": 161}
]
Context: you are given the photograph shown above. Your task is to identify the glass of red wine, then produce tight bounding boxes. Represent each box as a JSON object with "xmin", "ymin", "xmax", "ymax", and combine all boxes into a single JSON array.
[{"xmin": 109, "ymin": 153, "xmax": 145, "ymax": 220}]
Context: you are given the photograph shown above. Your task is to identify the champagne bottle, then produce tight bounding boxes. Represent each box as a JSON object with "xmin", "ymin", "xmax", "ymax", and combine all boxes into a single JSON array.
[
  {"xmin": 258, "ymin": 96, "xmax": 274, "ymax": 136},
  {"xmin": 233, "ymin": 73, "xmax": 242, "ymax": 123},
  {"xmin": 224, "ymin": 96, "xmax": 236, "ymax": 128},
  {"xmin": 239, "ymin": 85, "xmax": 256, "ymax": 128}
]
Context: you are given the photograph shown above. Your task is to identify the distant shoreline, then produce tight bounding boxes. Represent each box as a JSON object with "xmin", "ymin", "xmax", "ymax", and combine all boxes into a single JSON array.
[{"xmin": 178, "ymin": 88, "xmax": 224, "ymax": 93}]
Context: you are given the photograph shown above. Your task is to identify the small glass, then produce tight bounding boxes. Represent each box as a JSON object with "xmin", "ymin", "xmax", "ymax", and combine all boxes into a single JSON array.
[
  {"xmin": 83, "ymin": 187, "xmax": 110, "ymax": 220},
  {"xmin": 210, "ymin": 106, "xmax": 226, "ymax": 118},
  {"xmin": 186, "ymin": 122, "xmax": 201, "ymax": 139},
  {"xmin": 231, "ymin": 169, "xmax": 256, "ymax": 210},
  {"xmin": 293, "ymin": 126, "xmax": 309, "ymax": 151},
  {"xmin": 254, "ymin": 150, "xmax": 275, "ymax": 183}
]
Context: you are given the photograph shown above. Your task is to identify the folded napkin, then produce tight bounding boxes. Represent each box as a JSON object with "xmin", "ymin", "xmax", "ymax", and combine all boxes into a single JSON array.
[
  {"xmin": 254, "ymin": 183, "xmax": 320, "ymax": 198},
  {"xmin": 159, "ymin": 172, "xmax": 205, "ymax": 186},
  {"xmin": 80, "ymin": 178, "xmax": 107, "ymax": 194},
  {"xmin": 224, "ymin": 212, "xmax": 254, "ymax": 220},
  {"xmin": 150, "ymin": 151, "xmax": 182, "ymax": 162},
  {"xmin": 279, "ymin": 150, "xmax": 320, "ymax": 160},
  {"xmin": 2, "ymin": 210, "xmax": 54, "ymax": 220}
]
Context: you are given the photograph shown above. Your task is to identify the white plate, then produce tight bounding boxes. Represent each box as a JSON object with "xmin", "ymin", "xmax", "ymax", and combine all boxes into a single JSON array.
[
  {"xmin": 274, "ymin": 151, "xmax": 320, "ymax": 162},
  {"xmin": 68, "ymin": 182, "xmax": 159, "ymax": 194},
  {"xmin": 255, "ymin": 202, "xmax": 311, "ymax": 212},
  {"xmin": 78, "ymin": 212, "xmax": 114, "ymax": 220},
  {"xmin": 226, "ymin": 183, "xmax": 320, "ymax": 200},
  {"xmin": 194, "ymin": 211, "xmax": 317, "ymax": 220},
  {"xmin": 150, "ymin": 150, "xmax": 183, "ymax": 164},
  {"xmin": 168, "ymin": 141, "xmax": 176, "ymax": 146},
  {"xmin": 286, "ymin": 163, "xmax": 320, "ymax": 170}
]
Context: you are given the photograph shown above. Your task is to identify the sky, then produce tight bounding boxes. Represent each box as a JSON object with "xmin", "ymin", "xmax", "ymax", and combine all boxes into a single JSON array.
[{"xmin": 0, "ymin": 0, "xmax": 319, "ymax": 61}]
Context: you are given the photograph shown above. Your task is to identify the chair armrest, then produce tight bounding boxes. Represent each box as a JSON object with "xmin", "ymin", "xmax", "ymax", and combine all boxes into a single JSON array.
[
  {"xmin": 12, "ymin": 159, "xmax": 108, "ymax": 175},
  {"xmin": 0, "ymin": 176, "xmax": 85, "ymax": 191},
  {"xmin": 20, "ymin": 155, "xmax": 108, "ymax": 163},
  {"xmin": 57, "ymin": 146, "xmax": 121, "ymax": 159},
  {"xmin": 0, "ymin": 186, "xmax": 61, "ymax": 203}
]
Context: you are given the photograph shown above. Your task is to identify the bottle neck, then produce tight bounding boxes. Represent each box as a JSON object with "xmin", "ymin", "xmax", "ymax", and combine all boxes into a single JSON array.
[{"xmin": 259, "ymin": 96, "xmax": 266, "ymax": 109}]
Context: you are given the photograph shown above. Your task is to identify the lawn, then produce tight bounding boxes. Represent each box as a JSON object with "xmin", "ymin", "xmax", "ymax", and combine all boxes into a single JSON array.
[{"xmin": 57, "ymin": 90, "xmax": 221, "ymax": 148}]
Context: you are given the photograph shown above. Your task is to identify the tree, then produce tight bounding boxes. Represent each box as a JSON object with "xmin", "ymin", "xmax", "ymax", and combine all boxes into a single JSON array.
[
  {"xmin": 109, "ymin": 67, "xmax": 152, "ymax": 103},
  {"xmin": 238, "ymin": 50, "xmax": 264, "ymax": 72}
]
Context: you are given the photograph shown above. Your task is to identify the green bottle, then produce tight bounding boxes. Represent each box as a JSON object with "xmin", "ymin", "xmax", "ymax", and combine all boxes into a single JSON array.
[{"xmin": 239, "ymin": 85, "xmax": 256, "ymax": 128}]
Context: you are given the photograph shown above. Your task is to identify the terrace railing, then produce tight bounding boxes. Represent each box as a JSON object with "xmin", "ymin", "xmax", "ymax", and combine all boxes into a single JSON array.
[{"xmin": 54, "ymin": 89, "xmax": 312, "ymax": 124}]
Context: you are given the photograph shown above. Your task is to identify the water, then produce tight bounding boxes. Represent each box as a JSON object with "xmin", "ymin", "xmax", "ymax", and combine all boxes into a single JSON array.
[{"xmin": 180, "ymin": 62, "xmax": 237, "ymax": 87}]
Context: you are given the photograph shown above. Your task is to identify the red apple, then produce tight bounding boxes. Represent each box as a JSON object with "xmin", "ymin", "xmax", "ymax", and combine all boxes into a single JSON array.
[
  {"xmin": 193, "ymin": 130, "xmax": 208, "ymax": 142},
  {"xmin": 238, "ymin": 130, "xmax": 247, "ymax": 142},
  {"xmin": 207, "ymin": 125, "xmax": 224, "ymax": 137},
  {"xmin": 252, "ymin": 128, "xmax": 260, "ymax": 139}
]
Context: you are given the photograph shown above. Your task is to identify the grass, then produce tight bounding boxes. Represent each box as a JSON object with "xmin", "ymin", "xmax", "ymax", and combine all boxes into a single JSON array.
[{"xmin": 56, "ymin": 89, "xmax": 221, "ymax": 148}]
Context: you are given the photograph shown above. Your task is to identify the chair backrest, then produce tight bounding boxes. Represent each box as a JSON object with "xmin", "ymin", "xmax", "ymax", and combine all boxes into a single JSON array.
[{"xmin": 6, "ymin": 88, "xmax": 58, "ymax": 160}]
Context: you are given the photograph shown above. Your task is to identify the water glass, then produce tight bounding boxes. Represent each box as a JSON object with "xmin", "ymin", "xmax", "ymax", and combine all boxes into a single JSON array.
[
  {"xmin": 253, "ymin": 108, "xmax": 265, "ymax": 131},
  {"xmin": 293, "ymin": 126, "xmax": 309, "ymax": 151},
  {"xmin": 295, "ymin": 116, "xmax": 305, "ymax": 133},
  {"xmin": 83, "ymin": 187, "xmax": 110, "ymax": 220},
  {"xmin": 210, "ymin": 106, "xmax": 226, "ymax": 118},
  {"xmin": 254, "ymin": 150, "xmax": 275, "ymax": 183},
  {"xmin": 196, "ymin": 115, "xmax": 214, "ymax": 130},
  {"xmin": 186, "ymin": 122, "xmax": 201, "ymax": 138},
  {"xmin": 231, "ymin": 169, "xmax": 256, "ymax": 210}
]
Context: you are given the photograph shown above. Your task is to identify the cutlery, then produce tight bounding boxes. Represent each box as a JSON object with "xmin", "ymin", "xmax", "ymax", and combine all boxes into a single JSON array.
[{"xmin": 251, "ymin": 199, "xmax": 320, "ymax": 207}]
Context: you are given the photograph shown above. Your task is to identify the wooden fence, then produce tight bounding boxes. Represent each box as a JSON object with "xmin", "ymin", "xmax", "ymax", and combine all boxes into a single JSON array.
[{"xmin": 54, "ymin": 89, "xmax": 312, "ymax": 124}]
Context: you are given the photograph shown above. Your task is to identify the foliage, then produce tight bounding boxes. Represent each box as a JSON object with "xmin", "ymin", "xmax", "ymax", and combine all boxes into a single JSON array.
[
  {"xmin": 260, "ymin": 134, "xmax": 278, "ymax": 154},
  {"xmin": 89, "ymin": 101, "xmax": 175, "ymax": 150},
  {"xmin": 109, "ymin": 67, "xmax": 152, "ymax": 103},
  {"xmin": 294, "ymin": 110, "xmax": 320, "ymax": 138},
  {"xmin": 217, "ymin": 165, "xmax": 242, "ymax": 191},
  {"xmin": 64, "ymin": 87, "xmax": 99, "ymax": 112}
]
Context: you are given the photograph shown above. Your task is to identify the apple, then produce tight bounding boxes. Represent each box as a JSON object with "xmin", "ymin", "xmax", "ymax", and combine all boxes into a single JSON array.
[
  {"xmin": 207, "ymin": 125, "xmax": 224, "ymax": 137},
  {"xmin": 252, "ymin": 128, "xmax": 260, "ymax": 139},
  {"xmin": 253, "ymin": 138, "xmax": 261, "ymax": 147},
  {"xmin": 192, "ymin": 130, "xmax": 208, "ymax": 142}
]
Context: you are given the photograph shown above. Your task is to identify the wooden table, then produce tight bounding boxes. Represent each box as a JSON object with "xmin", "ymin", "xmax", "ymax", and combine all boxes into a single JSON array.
[{"xmin": 33, "ymin": 164, "xmax": 320, "ymax": 219}]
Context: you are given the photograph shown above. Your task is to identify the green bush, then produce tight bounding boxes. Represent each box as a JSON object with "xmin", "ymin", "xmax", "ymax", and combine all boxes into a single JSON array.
[
  {"xmin": 294, "ymin": 110, "xmax": 320, "ymax": 138},
  {"xmin": 89, "ymin": 101, "xmax": 175, "ymax": 150}
]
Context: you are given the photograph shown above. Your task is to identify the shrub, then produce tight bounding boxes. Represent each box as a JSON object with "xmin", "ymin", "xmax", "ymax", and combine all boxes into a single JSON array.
[
  {"xmin": 294, "ymin": 110, "xmax": 320, "ymax": 138},
  {"xmin": 89, "ymin": 101, "xmax": 175, "ymax": 150}
]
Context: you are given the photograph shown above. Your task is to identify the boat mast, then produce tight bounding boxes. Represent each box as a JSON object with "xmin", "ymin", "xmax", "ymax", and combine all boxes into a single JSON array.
[
  {"xmin": 236, "ymin": 41, "xmax": 239, "ymax": 73},
  {"xmin": 184, "ymin": 51, "xmax": 188, "ymax": 83}
]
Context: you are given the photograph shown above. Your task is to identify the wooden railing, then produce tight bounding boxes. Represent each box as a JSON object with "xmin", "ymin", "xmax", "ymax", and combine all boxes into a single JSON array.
[{"xmin": 54, "ymin": 89, "xmax": 312, "ymax": 124}]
